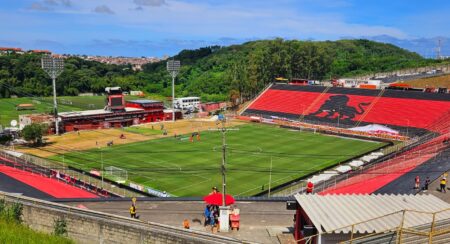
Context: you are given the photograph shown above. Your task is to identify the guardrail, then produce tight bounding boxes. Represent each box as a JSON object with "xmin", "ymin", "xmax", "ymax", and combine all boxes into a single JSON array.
[{"xmin": 0, "ymin": 147, "xmax": 146, "ymax": 198}]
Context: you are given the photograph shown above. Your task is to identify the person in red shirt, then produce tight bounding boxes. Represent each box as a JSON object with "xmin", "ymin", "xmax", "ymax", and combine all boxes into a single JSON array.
[
  {"xmin": 306, "ymin": 181, "xmax": 314, "ymax": 194},
  {"xmin": 415, "ymin": 176, "xmax": 420, "ymax": 189}
]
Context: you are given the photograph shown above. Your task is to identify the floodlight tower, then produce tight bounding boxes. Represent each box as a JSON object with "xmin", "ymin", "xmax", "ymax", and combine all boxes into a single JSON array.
[
  {"xmin": 166, "ymin": 60, "xmax": 181, "ymax": 122},
  {"xmin": 42, "ymin": 55, "xmax": 64, "ymax": 135}
]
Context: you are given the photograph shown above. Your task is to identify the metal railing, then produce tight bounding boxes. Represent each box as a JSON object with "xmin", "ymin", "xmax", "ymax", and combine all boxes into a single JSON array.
[
  {"xmin": 298, "ymin": 208, "xmax": 450, "ymax": 244},
  {"xmin": 0, "ymin": 147, "xmax": 145, "ymax": 198}
]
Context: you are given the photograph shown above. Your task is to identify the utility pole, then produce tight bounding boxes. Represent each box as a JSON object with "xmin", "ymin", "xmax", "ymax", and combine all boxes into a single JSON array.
[
  {"xmin": 268, "ymin": 156, "xmax": 273, "ymax": 197},
  {"xmin": 208, "ymin": 115, "xmax": 239, "ymax": 232},
  {"xmin": 437, "ymin": 39, "xmax": 442, "ymax": 60},
  {"xmin": 167, "ymin": 60, "xmax": 181, "ymax": 122},
  {"xmin": 41, "ymin": 55, "xmax": 64, "ymax": 135},
  {"xmin": 101, "ymin": 149, "xmax": 104, "ymax": 188}
]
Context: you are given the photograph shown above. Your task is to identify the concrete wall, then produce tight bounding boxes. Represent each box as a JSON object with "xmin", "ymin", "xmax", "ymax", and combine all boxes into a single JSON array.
[{"xmin": 2, "ymin": 193, "xmax": 241, "ymax": 244}]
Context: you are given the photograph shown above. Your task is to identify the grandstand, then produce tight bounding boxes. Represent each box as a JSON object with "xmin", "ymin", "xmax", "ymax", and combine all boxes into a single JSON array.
[
  {"xmin": 241, "ymin": 83, "xmax": 450, "ymax": 197},
  {"xmin": 0, "ymin": 151, "xmax": 116, "ymax": 198},
  {"xmin": 242, "ymin": 83, "xmax": 450, "ymax": 136}
]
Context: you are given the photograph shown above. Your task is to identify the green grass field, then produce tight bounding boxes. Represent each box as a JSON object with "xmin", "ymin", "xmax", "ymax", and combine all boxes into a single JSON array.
[
  {"xmin": 0, "ymin": 95, "xmax": 140, "ymax": 127},
  {"xmin": 50, "ymin": 123, "xmax": 386, "ymax": 196}
]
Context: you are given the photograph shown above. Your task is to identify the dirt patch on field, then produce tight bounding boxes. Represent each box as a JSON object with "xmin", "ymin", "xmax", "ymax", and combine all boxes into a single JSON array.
[
  {"xmin": 17, "ymin": 118, "xmax": 247, "ymax": 158},
  {"xmin": 17, "ymin": 129, "xmax": 151, "ymax": 157},
  {"xmin": 139, "ymin": 118, "xmax": 246, "ymax": 135},
  {"xmin": 405, "ymin": 74, "xmax": 450, "ymax": 88}
]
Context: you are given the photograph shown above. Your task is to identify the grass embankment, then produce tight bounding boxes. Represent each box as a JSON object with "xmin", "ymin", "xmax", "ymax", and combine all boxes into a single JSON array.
[
  {"xmin": 51, "ymin": 123, "xmax": 386, "ymax": 196},
  {"xmin": 0, "ymin": 219, "xmax": 73, "ymax": 244}
]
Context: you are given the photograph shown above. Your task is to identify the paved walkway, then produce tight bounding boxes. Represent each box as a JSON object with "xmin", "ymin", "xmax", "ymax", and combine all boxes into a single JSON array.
[
  {"xmin": 425, "ymin": 173, "xmax": 450, "ymax": 204},
  {"xmin": 63, "ymin": 200, "xmax": 294, "ymax": 244}
]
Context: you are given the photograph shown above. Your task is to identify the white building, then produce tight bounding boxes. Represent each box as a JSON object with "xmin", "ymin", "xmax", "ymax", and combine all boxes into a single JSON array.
[{"xmin": 174, "ymin": 97, "xmax": 201, "ymax": 110}]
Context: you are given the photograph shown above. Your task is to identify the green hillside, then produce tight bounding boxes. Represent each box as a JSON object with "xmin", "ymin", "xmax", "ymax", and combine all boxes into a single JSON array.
[{"xmin": 1, "ymin": 39, "xmax": 447, "ymax": 103}]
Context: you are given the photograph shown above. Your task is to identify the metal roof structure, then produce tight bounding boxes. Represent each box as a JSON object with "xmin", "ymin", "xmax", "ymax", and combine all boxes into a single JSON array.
[
  {"xmin": 59, "ymin": 107, "xmax": 143, "ymax": 118},
  {"xmin": 127, "ymin": 99, "xmax": 162, "ymax": 104},
  {"xmin": 295, "ymin": 194, "xmax": 450, "ymax": 234}
]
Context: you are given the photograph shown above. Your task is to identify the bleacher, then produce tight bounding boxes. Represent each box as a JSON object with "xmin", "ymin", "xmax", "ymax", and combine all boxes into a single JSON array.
[
  {"xmin": 320, "ymin": 133, "xmax": 450, "ymax": 195},
  {"xmin": 242, "ymin": 83, "xmax": 450, "ymax": 136},
  {"xmin": 241, "ymin": 83, "xmax": 450, "ymax": 196}
]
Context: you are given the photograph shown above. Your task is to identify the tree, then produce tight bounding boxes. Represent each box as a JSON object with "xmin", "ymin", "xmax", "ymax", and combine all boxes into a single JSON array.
[
  {"xmin": 22, "ymin": 123, "xmax": 46, "ymax": 145},
  {"xmin": 0, "ymin": 134, "xmax": 12, "ymax": 145}
]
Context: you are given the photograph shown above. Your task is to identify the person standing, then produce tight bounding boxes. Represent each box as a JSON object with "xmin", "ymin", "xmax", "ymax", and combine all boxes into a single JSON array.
[
  {"xmin": 306, "ymin": 181, "xmax": 314, "ymax": 194},
  {"xmin": 440, "ymin": 177, "xmax": 447, "ymax": 193},
  {"xmin": 414, "ymin": 176, "xmax": 420, "ymax": 190},
  {"xmin": 204, "ymin": 205, "xmax": 211, "ymax": 227},
  {"xmin": 129, "ymin": 204, "xmax": 137, "ymax": 219},
  {"xmin": 424, "ymin": 177, "xmax": 430, "ymax": 191}
]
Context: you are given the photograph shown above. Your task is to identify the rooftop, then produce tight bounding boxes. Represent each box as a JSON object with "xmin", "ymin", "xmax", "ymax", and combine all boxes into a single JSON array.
[
  {"xmin": 127, "ymin": 99, "xmax": 162, "ymax": 104},
  {"xmin": 59, "ymin": 107, "xmax": 143, "ymax": 118},
  {"xmin": 295, "ymin": 194, "xmax": 450, "ymax": 234}
]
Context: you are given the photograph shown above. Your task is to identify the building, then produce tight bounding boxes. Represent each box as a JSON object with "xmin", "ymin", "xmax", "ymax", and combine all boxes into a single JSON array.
[
  {"xmin": 59, "ymin": 107, "xmax": 149, "ymax": 132},
  {"xmin": 291, "ymin": 194, "xmax": 450, "ymax": 243},
  {"xmin": 19, "ymin": 114, "xmax": 55, "ymax": 132},
  {"xmin": 200, "ymin": 102, "xmax": 227, "ymax": 113},
  {"xmin": 0, "ymin": 47, "xmax": 23, "ymax": 55},
  {"xmin": 29, "ymin": 50, "xmax": 51, "ymax": 55},
  {"xmin": 174, "ymin": 97, "xmax": 201, "ymax": 110},
  {"xmin": 163, "ymin": 109, "xmax": 183, "ymax": 121},
  {"xmin": 126, "ymin": 100, "xmax": 165, "ymax": 122}
]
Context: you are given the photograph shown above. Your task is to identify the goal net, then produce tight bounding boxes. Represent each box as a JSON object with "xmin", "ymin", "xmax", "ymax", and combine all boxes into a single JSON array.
[{"xmin": 104, "ymin": 166, "xmax": 128, "ymax": 183}]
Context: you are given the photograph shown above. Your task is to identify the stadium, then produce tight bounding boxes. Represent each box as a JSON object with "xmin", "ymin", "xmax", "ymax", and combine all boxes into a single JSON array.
[{"xmin": 1, "ymin": 74, "xmax": 450, "ymax": 243}]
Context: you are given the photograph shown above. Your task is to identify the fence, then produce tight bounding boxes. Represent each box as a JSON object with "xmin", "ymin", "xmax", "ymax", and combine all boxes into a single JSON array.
[
  {"xmin": 0, "ymin": 147, "xmax": 145, "ymax": 198},
  {"xmin": 271, "ymin": 132, "xmax": 439, "ymax": 197}
]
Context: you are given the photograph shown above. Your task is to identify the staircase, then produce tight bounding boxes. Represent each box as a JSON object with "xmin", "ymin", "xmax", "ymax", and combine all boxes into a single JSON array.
[
  {"xmin": 354, "ymin": 88, "xmax": 385, "ymax": 127},
  {"xmin": 299, "ymin": 86, "xmax": 331, "ymax": 121}
]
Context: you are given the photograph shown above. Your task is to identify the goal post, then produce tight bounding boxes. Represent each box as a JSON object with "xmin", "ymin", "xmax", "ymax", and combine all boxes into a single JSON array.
[{"xmin": 104, "ymin": 166, "xmax": 128, "ymax": 183}]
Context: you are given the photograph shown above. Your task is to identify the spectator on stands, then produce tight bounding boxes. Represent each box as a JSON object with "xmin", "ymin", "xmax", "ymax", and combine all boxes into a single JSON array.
[
  {"xmin": 440, "ymin": 177, "xmax": 447, "ymax": 193},
  {"xmin": 424, "ymin": 177, "xmax": 430, "ymax": 191},
  {"xmin": 414, "ymin": 176, "xmax": 420, "ymax": 190}
]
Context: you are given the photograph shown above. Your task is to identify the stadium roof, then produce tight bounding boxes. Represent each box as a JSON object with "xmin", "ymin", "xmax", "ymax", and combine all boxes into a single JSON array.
[
  {"xmin": 128, "ymin": 99, "xmax": 162, "ymax": 104},
  {"xmin": 295, "ymin": 194, "xmax": 450, "ymax": 234},
  {"xmin": 59, "ymin": 107, "xmax": 143, "ymax": 118}
]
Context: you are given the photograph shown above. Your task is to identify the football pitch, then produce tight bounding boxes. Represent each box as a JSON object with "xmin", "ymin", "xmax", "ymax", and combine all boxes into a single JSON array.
[{"xmin": 50, "ymin": 123, "xmax": 387, "ymax": 196}]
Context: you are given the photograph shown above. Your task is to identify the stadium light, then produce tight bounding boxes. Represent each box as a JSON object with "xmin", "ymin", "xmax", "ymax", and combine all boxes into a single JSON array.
[
  {"xmin": 41, "ymin": 55, "xmax": 64, "ymax": 135},
  {"xmin": 167, "ymin": 60, "xmax": 181, "ymax": 122}
]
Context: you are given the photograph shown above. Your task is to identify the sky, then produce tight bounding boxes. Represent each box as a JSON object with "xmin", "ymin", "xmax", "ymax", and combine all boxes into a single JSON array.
[{"xmin": 1, "ymin": 0, "xmax": 450, "ymax": 57}]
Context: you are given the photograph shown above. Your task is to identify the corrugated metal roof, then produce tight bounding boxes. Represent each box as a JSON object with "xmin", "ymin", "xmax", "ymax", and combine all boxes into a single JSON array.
[
  {"xmin": 295, "ymin": 194, "xmax": 450, "ymax": 234},
  {"xmin": 128, "ymin": 99, "xmax": 162, "ymax": 104}
]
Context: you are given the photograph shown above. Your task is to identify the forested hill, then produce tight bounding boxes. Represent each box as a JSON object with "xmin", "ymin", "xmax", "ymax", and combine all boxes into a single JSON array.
[
  {"xmin": 0, "ymin": 39, "xmax": 445, "ymax": 101},
  {"xmin": 142, "ymin": 39, "xmax": 441, "ymax": 101}
]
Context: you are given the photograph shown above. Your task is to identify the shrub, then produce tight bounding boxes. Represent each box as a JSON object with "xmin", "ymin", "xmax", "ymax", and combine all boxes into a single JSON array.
[{"xmin": 53, "ymin": 217, "xmax": 68, "ymax": 236}]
